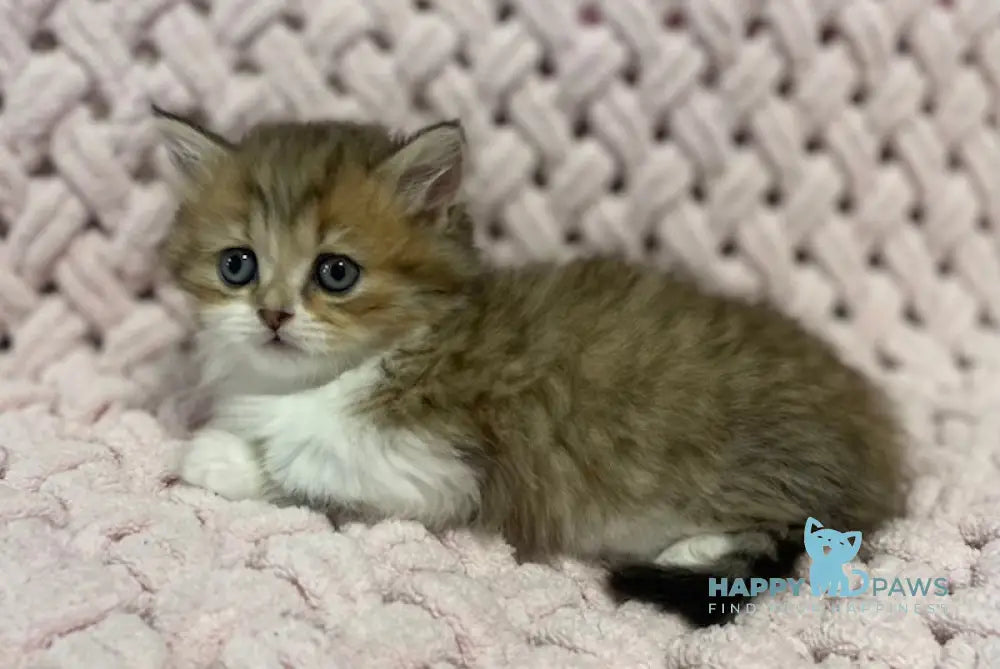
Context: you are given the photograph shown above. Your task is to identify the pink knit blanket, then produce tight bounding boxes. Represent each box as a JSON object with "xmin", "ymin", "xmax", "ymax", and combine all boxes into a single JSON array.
[{"xmin": 2, "ymin": 1, "xmax": 999, "ymax": 667}]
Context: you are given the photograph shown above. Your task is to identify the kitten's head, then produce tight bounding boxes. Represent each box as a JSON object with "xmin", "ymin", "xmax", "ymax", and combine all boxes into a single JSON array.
[{"xmin": 154, "ymin": 109, "xmax": 478, "ymax": 386}]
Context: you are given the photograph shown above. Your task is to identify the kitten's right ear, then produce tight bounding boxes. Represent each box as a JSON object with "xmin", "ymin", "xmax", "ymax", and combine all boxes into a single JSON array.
[
  {"xmin": 805, "ymin": 517, "xmax": 822, "ymax": 534},
  {"xmin": 376, "ymin": 120, "xmax": 465, "ymax": 219},
  {"xmin": 151, "ymin": 105, "xmax": 231, "ymax": 184}
]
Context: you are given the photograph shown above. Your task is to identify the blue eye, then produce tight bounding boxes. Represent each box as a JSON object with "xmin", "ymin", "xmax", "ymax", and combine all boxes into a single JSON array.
[
  {"xmin": 315, "ymin": 254, "xmax": 360, "ymax": 293},
  {"xmin": 218, "ymin": 247, "xmax": 257, "ymax": 286}
]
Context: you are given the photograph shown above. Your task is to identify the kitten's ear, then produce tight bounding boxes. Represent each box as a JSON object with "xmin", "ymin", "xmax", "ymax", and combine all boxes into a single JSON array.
[
  {"xmin": 805, "ymin": 517, "xmax": 822, "ymax": 534},
  {"xmin": 152, "ymin": 105, "xmax": 231, "ymax": 184},
  {"xmin": 377, "ymin": 121, "xmax": 465, "ymax": 218}
]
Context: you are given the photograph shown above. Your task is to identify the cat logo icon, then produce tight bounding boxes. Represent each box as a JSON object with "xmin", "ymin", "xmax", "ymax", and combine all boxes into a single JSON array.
[{"xmin": 804, "ymin": 517, "xmax": 869, "ymax": 598}]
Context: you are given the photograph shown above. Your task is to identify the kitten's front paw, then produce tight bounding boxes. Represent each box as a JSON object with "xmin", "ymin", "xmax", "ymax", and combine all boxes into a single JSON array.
[{"xmin": 179, "ymin": 428, "xmax": 266, "ymax": 500}]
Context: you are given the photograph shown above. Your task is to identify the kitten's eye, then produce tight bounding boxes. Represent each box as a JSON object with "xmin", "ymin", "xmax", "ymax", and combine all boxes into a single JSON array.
[
  {"xmin": 314, "ymin": 254, "xmax": 361, "ymax": 293},
  {"xmin": 218, "ymin": 247, "xmax": 258, "ymax": 287}
]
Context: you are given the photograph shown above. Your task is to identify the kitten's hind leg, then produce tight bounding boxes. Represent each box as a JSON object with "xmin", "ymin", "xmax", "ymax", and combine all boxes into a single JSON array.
[
  {"xmin": 654, "ymin": 531, "xmax": 776, "ymax": 568},
  {"xmin": 179, "ymin": 428, "xmax": 267, "ymax": 500}
]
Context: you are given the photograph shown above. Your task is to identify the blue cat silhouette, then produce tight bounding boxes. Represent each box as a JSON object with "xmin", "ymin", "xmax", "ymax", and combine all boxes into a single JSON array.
[{"xmin": 804, "ymin": 517, "xmax": 868, "ymax": 597}]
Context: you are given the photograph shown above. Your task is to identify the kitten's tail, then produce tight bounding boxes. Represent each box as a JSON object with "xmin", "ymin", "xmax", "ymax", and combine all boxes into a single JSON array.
[{"xmin": 607, "ymin": 535, "xmax": 803, "ymax": 627}]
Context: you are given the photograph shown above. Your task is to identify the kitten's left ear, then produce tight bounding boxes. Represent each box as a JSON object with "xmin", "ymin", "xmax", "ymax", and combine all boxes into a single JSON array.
[
  {"xmin": 377, "ymin": 121, "xmax": 465, "ymax": 218},
  {"xmin": 152, "ymin": 105, "xmax": 232, "ymax": 185}
]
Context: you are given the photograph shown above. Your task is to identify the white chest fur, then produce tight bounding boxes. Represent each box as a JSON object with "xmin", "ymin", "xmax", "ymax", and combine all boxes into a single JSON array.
[{"xmin": 211, "ymin": 357, "xmax": 481, "ymax": 527}]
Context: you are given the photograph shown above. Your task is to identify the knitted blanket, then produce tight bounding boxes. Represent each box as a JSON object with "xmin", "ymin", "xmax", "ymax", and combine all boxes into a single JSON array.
[{"xmin": 2, "ymin": 1, "xmax": 999, "ymax": 667}]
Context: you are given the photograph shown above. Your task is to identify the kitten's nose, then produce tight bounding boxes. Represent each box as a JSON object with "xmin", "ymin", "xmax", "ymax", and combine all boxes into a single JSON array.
[{"xmin": 258, "ymin": 309, "xmax": 294, "ymax": 331}]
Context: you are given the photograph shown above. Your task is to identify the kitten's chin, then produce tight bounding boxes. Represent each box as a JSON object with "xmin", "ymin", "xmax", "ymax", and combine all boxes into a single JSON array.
[
  {"xmin": 252, "ymin": 344, "xmax": 346, "ymax": 377},
  {"xmin": 197, "ymin": 337, "xmax": 356, "ymax": 395}
]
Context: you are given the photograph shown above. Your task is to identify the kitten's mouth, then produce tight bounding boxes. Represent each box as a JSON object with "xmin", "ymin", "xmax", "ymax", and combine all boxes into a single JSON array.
[
  {"xmin": 263, "ymin": 336, "xmax": 298, "ymax": 352},
  {"xmin": 823, "ymin": 546, "xmax": 831, "ymax": 555}
]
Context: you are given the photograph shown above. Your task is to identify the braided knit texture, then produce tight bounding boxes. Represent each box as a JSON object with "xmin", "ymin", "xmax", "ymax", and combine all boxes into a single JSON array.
[{"xmin": 1, "ymin": 1, "xmax": 999, "ymax": 667}]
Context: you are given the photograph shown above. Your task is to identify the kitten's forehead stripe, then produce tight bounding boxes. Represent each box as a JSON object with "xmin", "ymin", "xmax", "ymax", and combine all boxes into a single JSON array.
[
  {"xmin": 321, "ymin": 139, "xmax": 345, "ymax": 184},
  {"xmin": 238, "ymin": 129, "xmax": 363, "ymax": 231},
  {"xmin": 250, "ymin": 181, "xmax": 267, "ymax": 214},
  {"xmin": 249, "ymin": 181, "xmax": 271, "ymax": 236},
  {"xmin": 287, "ymin": 180, "xmax": 328, "ymax": 227}
]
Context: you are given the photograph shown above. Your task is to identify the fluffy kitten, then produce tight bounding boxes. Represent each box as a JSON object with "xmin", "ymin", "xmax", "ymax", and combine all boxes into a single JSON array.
[{"xmin": 155, "ymin": 108, "xmax": 905, "ymax": 627}]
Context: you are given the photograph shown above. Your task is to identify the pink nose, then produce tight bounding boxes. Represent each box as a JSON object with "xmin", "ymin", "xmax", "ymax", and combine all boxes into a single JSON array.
[{"xmin": 258, "ymin": 309, "xmax": 293, "ymax": 331}]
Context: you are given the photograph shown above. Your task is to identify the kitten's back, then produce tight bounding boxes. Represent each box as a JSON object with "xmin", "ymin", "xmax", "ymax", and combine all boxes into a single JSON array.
[{"xmin": 386, "ymin": 257, "xmax": 904, "ymax": 554}]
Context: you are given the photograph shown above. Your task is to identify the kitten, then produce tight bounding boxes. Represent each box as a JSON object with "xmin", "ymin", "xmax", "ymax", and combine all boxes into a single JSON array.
[{"xmin": 154, "ymin": 108, "xmax": 905, "ymax": 627}]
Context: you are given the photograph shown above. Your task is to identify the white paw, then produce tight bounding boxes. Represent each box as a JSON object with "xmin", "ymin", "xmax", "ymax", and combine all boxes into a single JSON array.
[
  {"xmin": 179, "ymin": 428, "xmax": 266, "ymax": 500},
  {"xmin": 655, "ymin": 534, "xmax": 737, "ymax": 568}
]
